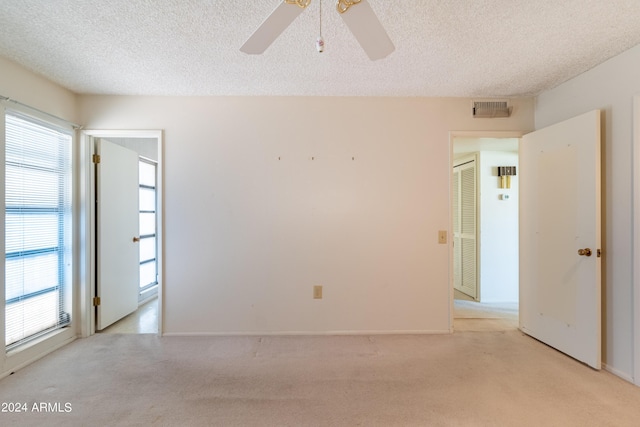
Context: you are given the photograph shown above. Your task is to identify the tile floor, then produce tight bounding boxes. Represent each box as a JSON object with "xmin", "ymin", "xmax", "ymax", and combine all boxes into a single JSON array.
[{"xmin": 100, "ymin": 297, "xmax": 158, "ymax": 334}]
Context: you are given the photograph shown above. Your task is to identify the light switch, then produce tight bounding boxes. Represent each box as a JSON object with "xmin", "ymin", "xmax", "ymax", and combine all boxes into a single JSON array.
[
  {"xmin": 313, "ymin": 285, "xmax": 323, "ymax": 299},
  {"xmin": 438, "ymin": 230, "xmax": 448, "ymax": 244}
]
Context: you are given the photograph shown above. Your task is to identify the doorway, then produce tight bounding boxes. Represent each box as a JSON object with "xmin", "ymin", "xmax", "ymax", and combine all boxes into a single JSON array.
[
  {"xmin": 451, "ymin": 133, "xmax": 521, "ymax": 331},
  {"xmin": 80, "ymin": 130, "xmax": 163, "ymax": 336}
]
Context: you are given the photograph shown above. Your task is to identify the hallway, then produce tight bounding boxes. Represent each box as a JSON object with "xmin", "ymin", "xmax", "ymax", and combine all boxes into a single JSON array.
[{"xmin": 453, "ymin": 290, "xmax": 518, "ymax": 331}]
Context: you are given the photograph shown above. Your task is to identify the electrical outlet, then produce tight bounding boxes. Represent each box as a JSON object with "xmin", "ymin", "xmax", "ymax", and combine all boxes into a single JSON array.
[
  {"xmin": 438, "ymin": 230, "xmax": 448, "ymax": 244},
  {"xmin": 313, "ymin": 285, "xmax": 323, "ymax": 299}
]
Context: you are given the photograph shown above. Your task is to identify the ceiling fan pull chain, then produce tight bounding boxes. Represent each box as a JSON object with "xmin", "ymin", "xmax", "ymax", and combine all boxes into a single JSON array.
[
  {"xmin": 316, "ymin": 0, "xmax": 325, "ymax": 52},
  {"xmin": 336, "ymin": 0, "xmax": 362, "ymax": 14}
]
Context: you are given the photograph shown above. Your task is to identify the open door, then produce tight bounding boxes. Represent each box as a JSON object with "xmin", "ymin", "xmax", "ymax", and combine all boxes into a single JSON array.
[
  {"xmin": 95, "ymin": 138, "xmax": 140, "ymax": 330},
  {"xmin": 520, "ymin": 110, "xmax": 601, "ymax": 369}
]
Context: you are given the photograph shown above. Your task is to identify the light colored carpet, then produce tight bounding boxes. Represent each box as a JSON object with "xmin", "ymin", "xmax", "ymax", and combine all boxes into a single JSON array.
[{"xmin": 1, "ymin": 332, "xmax": 640, "ymax": 426}]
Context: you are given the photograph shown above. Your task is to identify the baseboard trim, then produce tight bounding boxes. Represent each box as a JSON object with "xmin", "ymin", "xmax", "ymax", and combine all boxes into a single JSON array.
[
  {"xmin": 1, "ymin": 335, "xmax": 77, "ymax": 380},
  {"xmin": 602, "ymin": 363, "xmax": 635, "ymax": 384},
  {"xmin": 162, "ymin": 329, "xmax": 451, "ymax": 337}
]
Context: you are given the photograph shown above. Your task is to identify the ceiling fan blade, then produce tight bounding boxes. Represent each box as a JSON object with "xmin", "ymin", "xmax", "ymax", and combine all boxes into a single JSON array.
[
  {"xmin": 240, "ymin": 2, "xmax": 307, "ymax": 54},
  {"xmin": 339, "ymin": 0, "xmax": 395, "ymax": 61}
]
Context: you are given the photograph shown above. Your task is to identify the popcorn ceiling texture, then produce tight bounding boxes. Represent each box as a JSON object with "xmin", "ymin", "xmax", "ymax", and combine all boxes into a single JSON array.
[{"xmin": 1, "ymin": 0, "xmax": 640, "ymax": 97}]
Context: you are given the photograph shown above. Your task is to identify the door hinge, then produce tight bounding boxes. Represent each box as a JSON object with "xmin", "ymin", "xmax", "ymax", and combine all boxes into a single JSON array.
[
  {"xmin": 92, "ymin": 154, "xmax": 101, "ymax": 164},
  {"xmin": 93, "ymin": 297, "xmax": 101, "ymax": 306}
]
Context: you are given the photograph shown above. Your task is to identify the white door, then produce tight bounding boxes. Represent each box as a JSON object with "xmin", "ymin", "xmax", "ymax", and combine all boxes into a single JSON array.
[
  {"xmin": 96, "ymin": 139, "xmax": 140, "ymax": 330},
  {"xmin": 453, "ymin": 159, "xmax": 478, "ymax": 299},
  {"xmin": 520, "ymin": 110, "xmax": 601, "ymax": 369}
]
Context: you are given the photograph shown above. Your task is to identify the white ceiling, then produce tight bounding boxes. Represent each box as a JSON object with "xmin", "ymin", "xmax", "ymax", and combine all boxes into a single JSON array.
[{"xmin": 1, "ymin": 0, "xmax": 640, "ymax": 97}]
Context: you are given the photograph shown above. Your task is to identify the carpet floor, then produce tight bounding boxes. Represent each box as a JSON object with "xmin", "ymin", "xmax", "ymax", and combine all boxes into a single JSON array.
[{"xmin": 1, "ymin": 331, "xmax": 640, "ymax": 426}]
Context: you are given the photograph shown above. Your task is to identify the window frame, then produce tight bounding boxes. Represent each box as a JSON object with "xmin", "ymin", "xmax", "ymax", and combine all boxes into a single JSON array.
[{"xmin": 0, "ymin": 100, "xmax": 77, "ymax": 375}]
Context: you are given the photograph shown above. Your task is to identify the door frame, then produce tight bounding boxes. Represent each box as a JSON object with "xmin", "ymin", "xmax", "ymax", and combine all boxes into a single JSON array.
[
  {"xmin": 79, "ymin": 129, "xmax": 164, "ymax": 337},
  {"xmin": 448, "ymin": 130, "xmax": 524, "ymax": 329},
  {"xmin": 633, "ymin": 95, "xmax": 640, "ymax": 385}
]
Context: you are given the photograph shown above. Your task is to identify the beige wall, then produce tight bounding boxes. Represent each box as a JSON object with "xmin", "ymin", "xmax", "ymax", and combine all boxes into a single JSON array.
[
  {"xmin": 0, "ymin": 56, "xmax": 78, "ymax": 124},
  {"xmin": 79, "ymin": 95, "xmax": 533, "ymax": 334}
]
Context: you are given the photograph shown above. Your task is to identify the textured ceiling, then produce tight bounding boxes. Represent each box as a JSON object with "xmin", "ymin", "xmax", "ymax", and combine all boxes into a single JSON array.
[{"xmin": 1, "ymin": 0, "xmax": 640, "ymax": 97}]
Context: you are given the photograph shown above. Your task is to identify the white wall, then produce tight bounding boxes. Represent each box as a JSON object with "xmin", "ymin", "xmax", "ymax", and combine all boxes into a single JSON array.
[
  {"xmin": 478, "ymin": 151, "xmax": 519, "ymax": 302},
  {"xmin": 535, "ymin": 43, "xmax": 640, "ymax": 382},
  {"xmin": 79, "ymin": 96, "xmax": 534, "ymax": 335}
]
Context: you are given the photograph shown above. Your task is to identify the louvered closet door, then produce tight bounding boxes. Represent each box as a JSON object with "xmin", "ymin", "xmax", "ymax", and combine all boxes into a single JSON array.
[
  {"xmin": 453, "ymin": 170, "xmax": 462, "ymax": 291},
  {"xmin": 453, "ymin": 159, "xmax": 477, "ymax": 300}
]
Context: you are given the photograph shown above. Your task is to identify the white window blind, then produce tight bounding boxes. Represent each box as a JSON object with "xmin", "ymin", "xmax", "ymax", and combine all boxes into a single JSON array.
[{"xmin": 5, "ymin": 111, "xmax": 72, "ymax": 349}]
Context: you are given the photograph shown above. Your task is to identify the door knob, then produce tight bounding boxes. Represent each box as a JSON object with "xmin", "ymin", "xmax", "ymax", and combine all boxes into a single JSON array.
[
  {"xmin": 132, "ymin": 236, "xmax": 140, "ymax": 243},
  {"xmin": 577, "ymin": 248, "xmax": 592, "ymax": 257}
]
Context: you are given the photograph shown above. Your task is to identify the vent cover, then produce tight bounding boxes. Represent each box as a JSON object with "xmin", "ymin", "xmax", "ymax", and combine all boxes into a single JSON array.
[{"xmin": 472, "ymin": 101, "xmax": 511, "ymax": 118}]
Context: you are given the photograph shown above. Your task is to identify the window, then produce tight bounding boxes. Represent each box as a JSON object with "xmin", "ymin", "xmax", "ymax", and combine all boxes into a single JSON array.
[
  {"xmin": 139, "ymin": 159, "xmax": 157, "ymax": 300},
  {"xmin": 5, "ymin": 111, "xmax": 72, "ymax": 349}
]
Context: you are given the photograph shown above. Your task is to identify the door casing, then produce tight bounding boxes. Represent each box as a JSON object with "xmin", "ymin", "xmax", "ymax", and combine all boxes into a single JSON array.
[
  {"xmin": 633, "ymin": 95, "xmax": 640, "ymax": 385},
  {"xmin": 79, "ymin": 130, "xmax": 164, "ymax": 337}
]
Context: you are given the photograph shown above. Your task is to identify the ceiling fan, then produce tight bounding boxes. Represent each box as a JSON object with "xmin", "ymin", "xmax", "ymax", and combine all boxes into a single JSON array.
[{"xmin": 240, "ymin": 0, "xmax": 395, "ymax": 61}]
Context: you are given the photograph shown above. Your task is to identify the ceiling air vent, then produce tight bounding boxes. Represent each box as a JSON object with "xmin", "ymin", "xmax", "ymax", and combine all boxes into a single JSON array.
[{"xmin": 472, "ymin": 101, "xmax": 511, "ymax": 118}]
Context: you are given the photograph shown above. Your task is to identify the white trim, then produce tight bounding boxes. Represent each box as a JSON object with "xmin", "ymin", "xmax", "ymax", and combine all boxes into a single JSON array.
[
  {"xmin": 633, "ymin": 95, "xmax": 640, "ymax": 386},
  {"xmin": 161, "ymin": 330, "xmax": 451, "ymax": 337},
  {"xmin": 603, "ymin": 363, "xmax": 635, "ymax": 385},
  {"xmin": 0, "ymin": 97, "xmax": 79, "ymax": 130},
  {"xmin": 80, "ymin": 130, "xmax": 164, "ymax": 337},
  {"xmin": 1, "ymin": 334, "xmax": 75, "ymax": 380}
]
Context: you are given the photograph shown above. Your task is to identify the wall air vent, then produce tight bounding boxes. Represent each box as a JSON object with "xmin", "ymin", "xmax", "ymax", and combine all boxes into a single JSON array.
[{"xmin": 472, "ymin": 101, "xmax": 511, "ymax": 118}]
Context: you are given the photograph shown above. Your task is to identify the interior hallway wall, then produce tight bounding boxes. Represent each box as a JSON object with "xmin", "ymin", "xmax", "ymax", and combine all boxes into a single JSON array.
[
  {"xmin": 478, "ymin": 150, "xmax": 519, "ymax": 302},
  {"xmin": 79, "ymin": 95, "xmax": 533, "ymax": 335}
]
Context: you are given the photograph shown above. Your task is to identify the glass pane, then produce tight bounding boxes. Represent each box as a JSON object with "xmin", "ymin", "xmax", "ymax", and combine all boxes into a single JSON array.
[
  {"xmin": 139, "ymin": 236, "xmax": 156, "ymax": 262},
  {"xmin": 6, "ymin": 213, "xmax": 59, "ymax": 254},
  {"xmin": 6, "ymin": 252, "xmax": 59, "ymax": 301},
  {"xmin": 139, "ymin": 187, "xmax": 155, "ymax": 212},
  {"xmin": 6, "ymin": 290, "xmax": 59, "ymax": 346},
  {"xmin": 139, "ymin": 161, "xmax": 156, "ymax": 187},
  {"xmin": 6, "ymin": 117, "xmax": 70, "ymax": 170},
  {"xmin": 5, "ymin": 112, "xmax": 72, "ymax": 349},
  {"xmin": 140, "ymin": 261, "xmax": 157, "ymax": 288},
  {"xmin": 6, "ymin": 165, "xmax": 59, "ymax": 207},
  {"xmin": 140, "ymin": 212, "xmax": 155, "ymax": 236}
]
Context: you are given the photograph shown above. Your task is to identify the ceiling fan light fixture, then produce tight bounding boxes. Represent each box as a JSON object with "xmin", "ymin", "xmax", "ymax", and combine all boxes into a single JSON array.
[
  {"xmin": 337, "ymin": 0, "xmax": 363, "ymax": 14},
  {"xmin": 240, "ymin": 0, "xmax": 394, "ymax": 60},
  {"xmin": 284, "ymin": 0, "xmax": 311, "ymax": 8}
]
